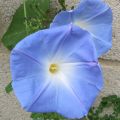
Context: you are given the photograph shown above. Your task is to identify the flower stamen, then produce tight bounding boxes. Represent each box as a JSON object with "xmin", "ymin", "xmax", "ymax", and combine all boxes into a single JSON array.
[{"xmin": 49, "ymin": 64, "xmax": 59, "ymax": 74}]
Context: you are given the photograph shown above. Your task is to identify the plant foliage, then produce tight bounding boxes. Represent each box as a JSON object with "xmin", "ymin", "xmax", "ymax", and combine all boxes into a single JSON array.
[
  {"xmin": 31, "ymin": 113, "xmax": 65, "ymax": 120},
  {"xmin": 88, "ymin": 95, "xmax": 120, "ymax": 120},
  {"xmin": 2, "ymin": 0, "xmax": 50, "ymax": 50},
  {"xmin": 5, "ymin": 82, "xmax": 13, "ymax": 94}
]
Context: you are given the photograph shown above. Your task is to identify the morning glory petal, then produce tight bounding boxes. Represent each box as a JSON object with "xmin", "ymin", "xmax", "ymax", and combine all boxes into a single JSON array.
[
  {"xmin": 10, "ymin": 50, "xmax": 50, "ymax": 109},
  {"xmin": 56, "ymin": 62, "xmax": 103, "ymax": 118},
  {"xmin": 26, "ymin": 81, "xmax": 57, "ymax": 112},
  {"xmin": 14, "ymin": 24, "xmax": 97, "ymax": 63},
  {"xmin": 50, "ymin": 11, "xmax": 72, "ymax": 27},
  {"xmin": 57, "ymin": 79, "xmax": 87, "ymax": 119},
  {"xmin": 74, "ymin": 0, "xmax": 109, "ymax": 20},
  {"xmin": 50, "ymin": 11, "xmax": 71, "ymax": 28},
  {"xmin": 50, "ymin": 0, "xmax": 112, "ymax": 57},
  {"xmin": 51, "ymin": 25, "xmax": 98, "ymax": 63},
  {"xmin": 62, "ymin": 63, "xmax": 103, "ymax": 108},
  {"xmin": 10, "ymin": 24, "xmax": 103, "ymax": 119}
]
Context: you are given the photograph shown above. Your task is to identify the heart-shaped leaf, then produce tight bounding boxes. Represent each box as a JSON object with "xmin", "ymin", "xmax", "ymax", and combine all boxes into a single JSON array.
[{"xmin": 2, "ymin": 0, "xmax": 50, "ymax": 50}]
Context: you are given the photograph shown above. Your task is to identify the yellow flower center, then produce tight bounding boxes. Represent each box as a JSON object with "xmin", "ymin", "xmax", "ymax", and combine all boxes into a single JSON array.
[{"xmin": 49, "ymin": 64, "xmax": 59, "ymax": 74}]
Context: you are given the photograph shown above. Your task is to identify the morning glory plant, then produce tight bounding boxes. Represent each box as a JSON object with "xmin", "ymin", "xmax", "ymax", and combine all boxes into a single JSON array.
[
  {"xmin": 50, "ymin": 0, "xmax": 113, "ymax": 57},
  {"xmin": 10, "ymin": 24, "xmax": 103, "ymax": 119}
]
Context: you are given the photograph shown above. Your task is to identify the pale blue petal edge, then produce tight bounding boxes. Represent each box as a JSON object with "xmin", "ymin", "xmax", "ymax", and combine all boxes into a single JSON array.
[{"xmin": 50, "ymin": 0, "xmax": 113, "ymax": 57}]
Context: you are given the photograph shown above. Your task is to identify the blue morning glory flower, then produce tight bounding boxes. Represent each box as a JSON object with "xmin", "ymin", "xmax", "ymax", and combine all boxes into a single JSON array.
[
  {"xmin": 50, "ymin": 0, "xmax": 113, "ymax": 57},
  {"xmin": 10, "ymin": 24, "xmax": 103, "ymax": 119}
]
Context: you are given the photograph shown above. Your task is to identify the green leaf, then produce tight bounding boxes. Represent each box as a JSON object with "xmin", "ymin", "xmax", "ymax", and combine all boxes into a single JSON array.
[
  {"xmin": 2, "ymin": 0, "xmax": 50, "ymax": 50},
  {"xmin": 5, "ymin": 82, "xmax": 13, "ymax": 93},
  {"xmin": 87, "ymin": 95, "xmax": 120, "ymax": 120},
  {"xmin": 31, "ymin": 113, "xmax": 65, "ymax": 120}
]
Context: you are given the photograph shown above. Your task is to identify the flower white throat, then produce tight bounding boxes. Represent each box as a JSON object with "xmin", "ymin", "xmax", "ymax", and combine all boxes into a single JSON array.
[{"xmin": 74, "ymin": 20, "xmax": 90, "ymax": 31}]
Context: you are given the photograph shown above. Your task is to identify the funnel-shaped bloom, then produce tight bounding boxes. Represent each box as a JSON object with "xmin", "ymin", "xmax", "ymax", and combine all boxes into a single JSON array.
[
  {"xmin": 10, "ymin": 24, "xmax": 103, "ymax": 119},
  {"xmin": 50, "ymin": 0, "xmax": 112, "ymax": 57}
]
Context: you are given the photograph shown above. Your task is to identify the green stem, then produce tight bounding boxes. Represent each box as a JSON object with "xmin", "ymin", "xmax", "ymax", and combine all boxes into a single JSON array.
[{"xmin": 23, "ymin": 0, "xmax": 28, "ymax": 34}]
